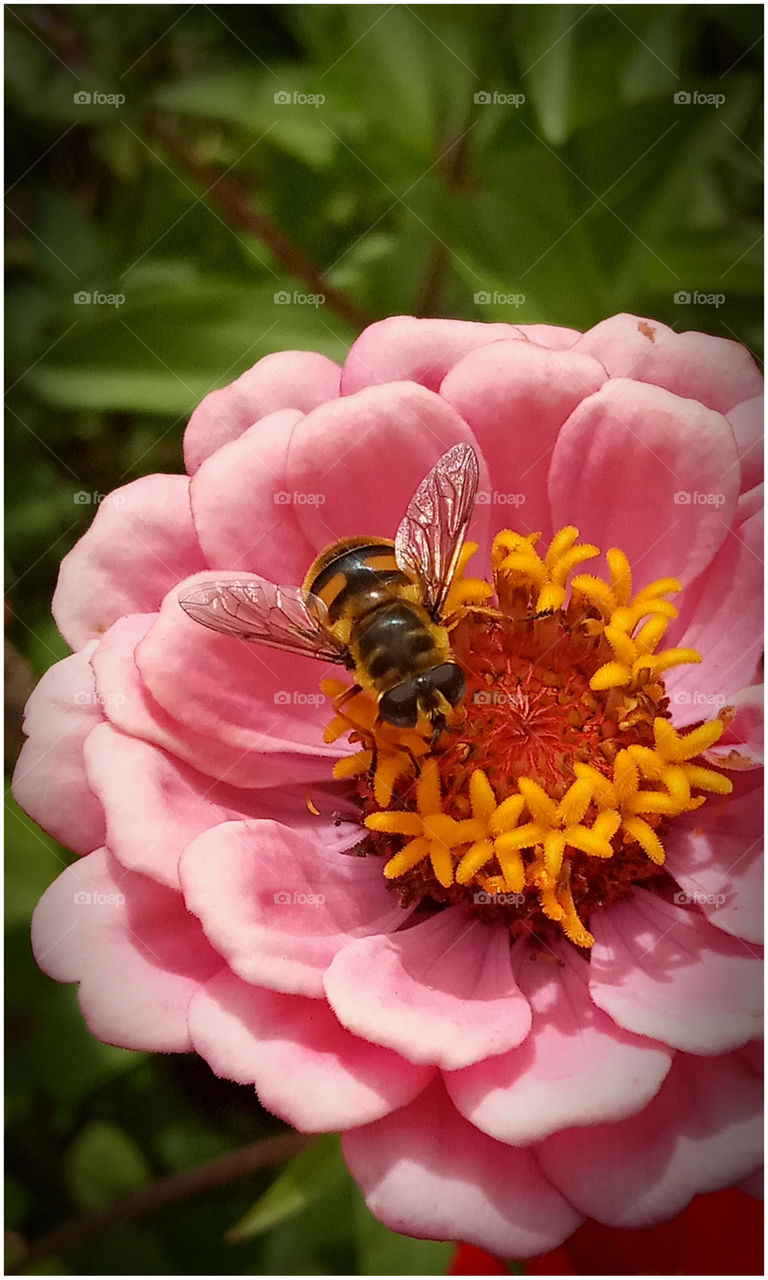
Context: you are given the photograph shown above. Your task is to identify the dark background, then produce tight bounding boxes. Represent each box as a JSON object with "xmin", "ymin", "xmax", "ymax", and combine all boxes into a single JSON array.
[{"xmin": 5, "ymin": 4, "xmax": 763, "ymax": 1274}]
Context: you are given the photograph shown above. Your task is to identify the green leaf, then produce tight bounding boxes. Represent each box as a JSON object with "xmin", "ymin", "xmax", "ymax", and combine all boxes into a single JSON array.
[
  {"xmin": 4, "ymin": 797, "xmax": 71, "ymax": 931},
  {"xmin": 26, "ymin": 282, "xmax": 353, "ymax": 414},
  {"xmin": 152, "ymin": 70, "xmax": 339, "ymax": 170},
  {"xmin": 63, "ymin": 1121, "xmax": 152, "ymax": 1211},
  {"xmin": 5, "ymin": 927, "xmax": 143, "ymax": 1114},
  {"xmin": 513, "ymin": 5, "xmax": 581, "ymax": 145},
  {"xmin": 228, "ymin": 1134, "xmax": 345, "ymax": 1242}
]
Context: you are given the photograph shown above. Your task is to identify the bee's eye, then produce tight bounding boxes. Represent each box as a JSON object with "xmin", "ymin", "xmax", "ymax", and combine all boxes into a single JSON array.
[
  {"xmin": 425, "ymin": 663, "xmax": 466, "ymax": 707},
  {"xmin": 379, "ymin": 681, "xmax": 419, "ymax": 728}
]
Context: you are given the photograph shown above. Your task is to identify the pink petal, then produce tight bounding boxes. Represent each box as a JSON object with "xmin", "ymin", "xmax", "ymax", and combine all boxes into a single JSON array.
[
  {"xmin": 31, "ymin": 848, "xmax": 219, "ymax": 1051},
  {"xmin": 135, "ymin": 578, "xmax": 342, "ymax": 760},
  {"xmin": 440, "ymin": 339, "xmax": 606, "ymax": 538},
  {"xmin": 739, "ymin": 481, "xmax": 763, "ymax": 522},
  {"xmin": 183, "ymin": 351, "xmax": 341, "ymax": 474},
  {"xmin": 12, "ymin": 644, "xmax": 105, "ymax": 855},
  {"xmin": 85, "ymin": 720, "xmax": 358, "ymax": 890},
  {"xmin": 538, "ymin": 1050, "xmax": 763, "ymax": 1227},
  {"xmin": 343, "ymin": 1077, "xmax": 582, "ymax": 1257},
  {"xmin": 52, "ymin": 475, "xmax": 205, "ymax": 651},
  {"xmin": 91, "ymin": 614, "xmax": 333, "ymax": 790},
  {"xmin": 83, "ymin": 722, "xmax": 231, "ymax": 888},
  {"xmin": 180, "ymin": 819, "xmax": 410, "ymax": 997},
  {"xmin": 589, "ymin": 888, "xmax": 763, "ymax": 1054},
  {"xmin": 190, "ymin": 408, "xmax": 318, "ymax": 586},
  {"xmin": 727, "ymin": 396, "xmax": 763, "ymax": 493},
  {"xmin": 702, "ymin": 684, "xmax": 763, "ymax": 770},
  {"xmin": 549, "ymin": 379, "xmax": 740, "ymax": 592},
  {"xmin": 189, "ymin": 969, "xmax": 434, "ymax": 1131},
  {"xmin": 739, "ymin": 1168, "xmax": 764, "ymax": 1199},
  {"xmin": 573, "ymin": 314, "xmax": 763, "ymax": 414},
  {"xmin": 514, "ymin": 324, "xmax": 581, "ymax": 350},
  {"xmin": 341, "ymin": 316, "xmax": 525, "ymax": 393},
  {"xmin": 445, "ymin": 938, "xmax": 672, "ymax": 1143},
  {"xmin": 665, "ymin": 505, "xmax": 763, "ymax": 714},
  {"xmin": 284, "ymin": 380, "xmax": 489, "ymax": 555},
  {"xmin": 324, "ymin": 908, "xmax": 531, "ymax": 1069},
  {"xmin": 664, "ymin": 774, "xmax": 763, "ymax": 945}
]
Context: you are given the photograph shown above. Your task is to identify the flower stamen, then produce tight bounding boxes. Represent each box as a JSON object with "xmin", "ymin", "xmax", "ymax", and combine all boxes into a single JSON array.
[{"xmin": 325, "ymin": 526, "xmax": 734, "ymax": 950}]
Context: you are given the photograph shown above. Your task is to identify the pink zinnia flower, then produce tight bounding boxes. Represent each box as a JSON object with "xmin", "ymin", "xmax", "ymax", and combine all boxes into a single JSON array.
[{"xmin": 17, "ymin": 314, "xmax": 763, "ymax": 1257}]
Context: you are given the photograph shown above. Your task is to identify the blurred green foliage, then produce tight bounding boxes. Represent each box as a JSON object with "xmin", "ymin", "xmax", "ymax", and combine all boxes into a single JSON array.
[{"xmin": 5, "ymin": 4, "xmax": 762, "ymax": 1274}]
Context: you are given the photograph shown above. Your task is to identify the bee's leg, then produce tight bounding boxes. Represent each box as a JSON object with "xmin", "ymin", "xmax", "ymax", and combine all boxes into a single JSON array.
[
  {"xmin": 333, "ymin": 681, "xmax": 364, "ymax": 709},
  {"xmin": 366, "ymin": 726, "xmax": 379, "ymax": 783},
  {"xmin": 401, "ymin": 743, "xmax": 422, "ymax": 778},
  {"xmin": 430, "ymin": 716, "xmax": 447, "ymax": 752},
  {"xmin": 444, "ymin": 603, "xmax": 503, "ymax": 633}
]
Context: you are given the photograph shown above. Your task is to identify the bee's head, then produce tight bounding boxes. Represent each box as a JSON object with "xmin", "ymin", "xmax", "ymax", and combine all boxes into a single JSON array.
[{"xmin": 378, "ymin": 663, "xmax": 466, "ymax": 731}]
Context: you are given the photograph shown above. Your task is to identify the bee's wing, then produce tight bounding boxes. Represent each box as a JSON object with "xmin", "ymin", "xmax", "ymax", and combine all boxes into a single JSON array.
[
  {"xmin": 178, "ymin": 578, "xmax": 349, "ymax": 664},
  {"xmin": 394, "ymin": 442, "xmax": 479, "ymax": 620}
]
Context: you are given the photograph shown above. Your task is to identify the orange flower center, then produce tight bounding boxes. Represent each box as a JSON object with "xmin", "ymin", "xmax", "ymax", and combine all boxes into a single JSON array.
[{"xmin": 320, "ymin": 529, "xmax": 733, "ymax": 950}]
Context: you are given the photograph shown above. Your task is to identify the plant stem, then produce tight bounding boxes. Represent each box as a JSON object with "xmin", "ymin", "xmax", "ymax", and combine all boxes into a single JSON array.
[
  {"xmin": 154, "ymin": 121, "xmax": 375, "ymax": 333},
  {"xmin": 415, "ymin": 121, "xmax": 476, "ymax": 317},
  {"xmin": 10, "ymin": 1130, "xmax": 310, "ymax": 1273}
]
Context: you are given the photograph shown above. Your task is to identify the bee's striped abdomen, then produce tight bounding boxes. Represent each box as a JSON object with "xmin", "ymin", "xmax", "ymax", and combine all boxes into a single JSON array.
[
  {"xmin": 306, "ymin": 538, "xmax": 410, "ymax": 624},
  {"xmin": 304, "ymin": 535, "xmax": 452, "ymax": 698}
]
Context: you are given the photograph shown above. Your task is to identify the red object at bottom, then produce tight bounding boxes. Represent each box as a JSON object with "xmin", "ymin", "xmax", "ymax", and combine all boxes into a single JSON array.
[
  {"xmin": 448, "ymin": 1242, "xmax": 511, "ymax": 1274},
  {"xmin": 449, "ymin": 1187, "xmax": 764, "ymax": 1276}
]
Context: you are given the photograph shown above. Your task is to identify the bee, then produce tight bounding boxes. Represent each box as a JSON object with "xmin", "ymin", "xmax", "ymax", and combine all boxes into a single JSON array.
[{"xmin": 178, "ymin": 442, "xmax": 479, "ymax": 739}]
